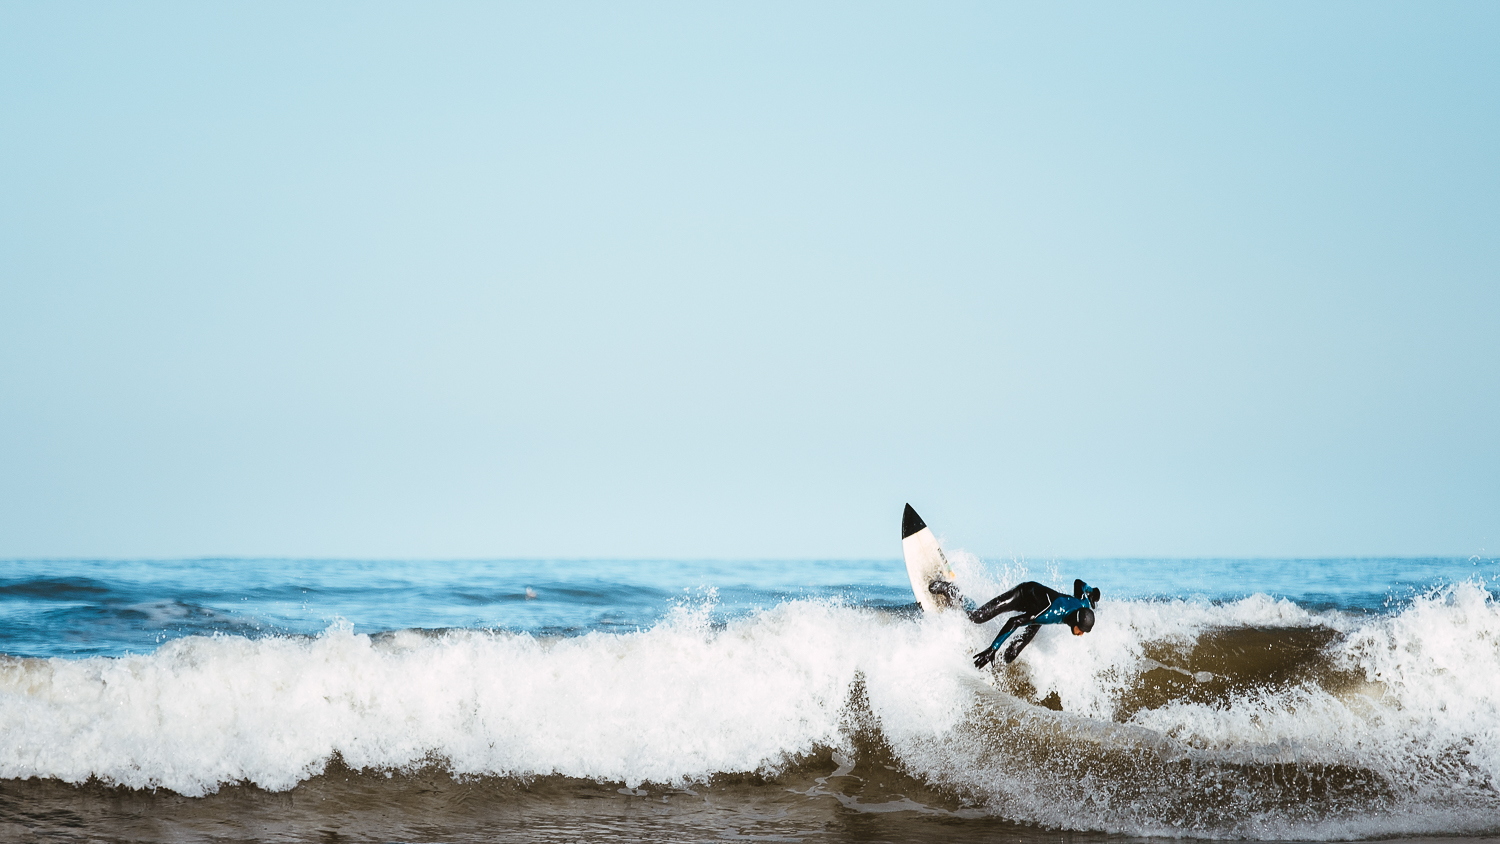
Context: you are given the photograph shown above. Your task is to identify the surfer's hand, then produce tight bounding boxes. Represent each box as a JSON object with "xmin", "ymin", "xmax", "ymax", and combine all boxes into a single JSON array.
[{"xmin": 973, "ymin": 647, "xmax": 997, "ymax": 670}]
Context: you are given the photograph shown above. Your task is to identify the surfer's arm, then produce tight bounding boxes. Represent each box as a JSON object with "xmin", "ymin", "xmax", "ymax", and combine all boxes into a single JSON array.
[
  {"xmin": 973, "ymin": 614, "xmax": 1033, "ymax": 669},
  {"xmin": 1074, "ymin": 579, "xmax": 1102, "ymax": 605},
  {"xmin": 1002, "ymin": 625, "xmax": 1042, "ymax": 663}
]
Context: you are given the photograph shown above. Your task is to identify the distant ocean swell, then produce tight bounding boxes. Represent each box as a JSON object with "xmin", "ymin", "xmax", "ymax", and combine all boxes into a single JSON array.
[{"xmin": 2, "ymin": 581, "xmax": 1497, "ymax": 840}]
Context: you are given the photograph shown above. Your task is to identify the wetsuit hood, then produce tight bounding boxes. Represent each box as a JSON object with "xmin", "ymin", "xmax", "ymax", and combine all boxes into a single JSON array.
[{"xmin": 1068, "ymin": 607, "xmax": 1095, "ymax": 633}]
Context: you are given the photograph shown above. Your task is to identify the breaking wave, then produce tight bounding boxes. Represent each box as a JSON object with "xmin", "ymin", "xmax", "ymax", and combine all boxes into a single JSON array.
[{"xmin": 2, "ymin": 577, "xmax": 1497, "ymax": 840}]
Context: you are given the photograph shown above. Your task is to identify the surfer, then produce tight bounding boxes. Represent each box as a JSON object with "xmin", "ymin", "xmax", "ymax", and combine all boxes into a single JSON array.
[{"xmin": 929, "ymin": 578, "xmax": 1099, "ymax": 669}]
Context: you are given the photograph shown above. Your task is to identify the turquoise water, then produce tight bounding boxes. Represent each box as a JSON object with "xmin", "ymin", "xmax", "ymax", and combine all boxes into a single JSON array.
[
  {"xmin": 0, "ymin": 556, "xmax": 1490, "ymax": 658},
  {"xmin": 2, "ymin": 555, "xmax": 1498, "ymax": 842}
]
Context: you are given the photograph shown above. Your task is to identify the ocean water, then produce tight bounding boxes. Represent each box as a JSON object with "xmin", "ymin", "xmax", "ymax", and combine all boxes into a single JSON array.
[{"xmin": 1, "ymin": 553, "xmax": 1497, "ymax": 843}]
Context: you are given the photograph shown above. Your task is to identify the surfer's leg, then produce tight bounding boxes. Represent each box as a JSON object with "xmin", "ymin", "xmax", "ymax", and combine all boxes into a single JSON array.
[
  {"xmin": 968, "ymin": 585, "xmax": 1026, "ymax": 624},
  {"xmin": 1002, "ymin": 625, "xmax": 1042, "ymax": 663}
]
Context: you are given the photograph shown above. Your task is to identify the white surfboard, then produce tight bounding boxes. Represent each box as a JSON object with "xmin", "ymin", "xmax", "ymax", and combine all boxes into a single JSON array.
[{"xmin": 902, "ymin": 504, "xmax": 958, "ymax": 614}]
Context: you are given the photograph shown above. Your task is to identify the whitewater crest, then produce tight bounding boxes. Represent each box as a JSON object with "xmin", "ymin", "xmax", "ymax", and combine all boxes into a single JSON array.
[{"xmin": 1, "ymin": 583, "xmax": 1498, "ymax": 839}]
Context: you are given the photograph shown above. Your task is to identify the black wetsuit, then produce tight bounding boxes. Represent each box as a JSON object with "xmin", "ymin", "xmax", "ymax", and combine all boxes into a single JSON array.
[{"xmin": 942, "ymin": 579, "xmax": 1098, "ymax": 669}]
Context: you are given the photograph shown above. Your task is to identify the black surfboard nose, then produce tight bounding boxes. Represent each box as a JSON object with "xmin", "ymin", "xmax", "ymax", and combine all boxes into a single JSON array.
[{"xmin": 902, "ymin": 504, "xmax": 927, "ymax": 539}]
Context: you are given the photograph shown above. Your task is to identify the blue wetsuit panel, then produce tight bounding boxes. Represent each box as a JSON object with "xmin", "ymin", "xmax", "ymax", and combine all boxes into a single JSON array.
[{"xmin": 1033, "ymin": 595, "xmax": 1088, "ymax": 625}]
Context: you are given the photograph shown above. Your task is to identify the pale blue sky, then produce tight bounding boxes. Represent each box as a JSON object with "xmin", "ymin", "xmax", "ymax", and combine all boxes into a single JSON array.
[{"xmin": 2, "ymin": 3, "xmax": 1496, "ymax": 559}]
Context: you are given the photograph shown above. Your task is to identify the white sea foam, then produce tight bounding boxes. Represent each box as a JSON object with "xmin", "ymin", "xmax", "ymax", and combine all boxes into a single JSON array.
[
  {"xmin": 0, "ymin": 600, "xmax": 949, "ymax": 795},
  {"xmin": 1, "ymin": 581, "xmax": 1496, "ymax": 839}
]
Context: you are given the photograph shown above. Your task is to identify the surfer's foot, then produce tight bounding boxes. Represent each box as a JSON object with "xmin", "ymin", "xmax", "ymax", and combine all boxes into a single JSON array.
[{"xmin": 929, "ymin": 578, "xmax": 968, "ymax": 609}]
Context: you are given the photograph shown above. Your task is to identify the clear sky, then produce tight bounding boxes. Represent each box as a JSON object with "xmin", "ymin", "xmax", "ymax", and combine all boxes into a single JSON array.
[{"xmin": 2, "ymin": 3, "xmax": 1496, "ymax": 560}]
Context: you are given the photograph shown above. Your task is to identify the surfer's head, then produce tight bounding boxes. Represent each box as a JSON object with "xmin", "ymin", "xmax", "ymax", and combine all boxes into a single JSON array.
[{"xmin": 1068, "ymin": 607, "xmax": 1095, "ymax": 635}]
